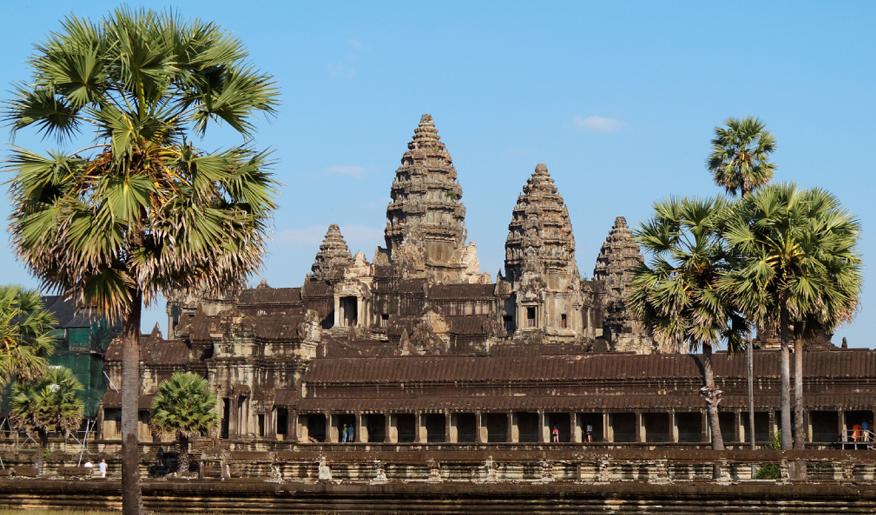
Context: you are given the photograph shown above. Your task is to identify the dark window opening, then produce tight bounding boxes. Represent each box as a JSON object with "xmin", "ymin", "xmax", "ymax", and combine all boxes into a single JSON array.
[
  {"xmin": 456, "ymin": 413, "xmax": 477, "ymax": 442},
  {"xmin": 503, "ymin": 315, "xmax": 514, "ymax": 332},
  {"xmin": 340, "ymin": 296, "xmax": 358, "ymax": 327},
  {"xmin": 517, "ymin": 412, "xmax": 540, "ymax": 442},
  {"xmin": 526, "ymin": 307, "xmax": 536, "ymax": 327},
  {"xmin": 396, "ymin": 414, "xmax": 416, "ymax": 442},
  {"xmin": 221, "ymin": 398, "xmax": 230, "ymax": 439},
  {"xmin": 257, "ymin": 414, "xmax": 265, "ymax": 437},
  {"xmin": 276, "ymin": 408, "xmax": 288, "ymax": 436},
  {"xmin": 560, "ymin": 313, "xmax": 568, "ymax": 328},
  {"xmin": 425, "ymin": 413, "xmax": 446, "ymax": 443},
  {"xmin": 380, "ymin": 313, "xmax": 389, "ymax": 327}
]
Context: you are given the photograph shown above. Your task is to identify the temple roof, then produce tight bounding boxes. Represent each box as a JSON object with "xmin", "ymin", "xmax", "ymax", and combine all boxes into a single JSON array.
[
  {"xmin": 505, "ymin": 163, "xmax": 577, "ymax": 281},
  {"xmin": 309, "ymin": 224, "xmax": 353, "ymax": 280}
]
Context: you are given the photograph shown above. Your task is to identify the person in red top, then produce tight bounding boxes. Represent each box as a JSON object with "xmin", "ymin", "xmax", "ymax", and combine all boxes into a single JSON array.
[{"xmin": 551, "ymin": 425, "xmax": 560, "ymax": 443}]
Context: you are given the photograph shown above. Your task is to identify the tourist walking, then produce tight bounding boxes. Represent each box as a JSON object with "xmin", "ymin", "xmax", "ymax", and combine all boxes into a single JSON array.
[{"xmin": 341, "ymin": 424, "xmax": 349, "ymax": 443}]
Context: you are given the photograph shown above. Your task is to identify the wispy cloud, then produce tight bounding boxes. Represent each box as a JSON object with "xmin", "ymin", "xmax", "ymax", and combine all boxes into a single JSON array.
[
  {"xmin": 328, "ymin": 39, "xmax": 366, "ymax": 80},
  {"xmin": 325, "ymin": 164, "xmax": 365, "ymax": 178},
  {"xmin": 572, "ymin": 114, "xmax": 623, "ymax": 133},
  {"xmin": 272, "ymin": 224, "xmax": 384, "ymax": 255}
]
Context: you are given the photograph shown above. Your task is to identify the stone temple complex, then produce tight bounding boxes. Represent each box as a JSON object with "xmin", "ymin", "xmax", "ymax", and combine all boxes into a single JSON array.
[{"xmin": 95, "ymin": 114, "xmax": 874, "ymax": 457}]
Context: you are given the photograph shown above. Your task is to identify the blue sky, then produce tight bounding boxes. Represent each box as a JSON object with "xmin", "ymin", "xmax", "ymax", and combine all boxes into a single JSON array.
[{"xmin": 0, "ymin": 1, "xmax": 873, "ymax": 347}]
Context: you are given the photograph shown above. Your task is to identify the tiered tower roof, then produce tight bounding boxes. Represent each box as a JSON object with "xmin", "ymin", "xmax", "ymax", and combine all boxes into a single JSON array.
[
  {"xmin": 384, "ymin": 114, "xmax": 467, "ymax": 256},
  {"xmin": 504, "ymin": 163, "xmax": 577, "ymax": 281},
  {"xmin": 593, "ymin": 216, "xmax": 642, "ymax": 292},
  {"xmin": 309, "ymin": 224, "xmax": 353, "ymax": 280}
]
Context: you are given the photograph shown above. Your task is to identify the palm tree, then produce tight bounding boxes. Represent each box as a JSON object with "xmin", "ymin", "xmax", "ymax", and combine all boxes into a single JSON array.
[
  {"xmin": 629, "ymin": 197, "xmax": 748, "ymax": 456},
  {"xmin": 708, "ymin": 117, "xmax": 775, "ymax": 197},
  {"xmin": 9, "ymin": 366, "xmax": 84, "ymax": 474},
  {"xmin": 0, "ymin": 286, "xmax": 57, "ymax": 387},
  {"xmin": 721, "ymin": 184, "xmax": 862, "ymax": 451},
  {"xmin": 149, "ymin": 372, "xmax": 218, "ymax": 475},
  {"xmin": 707, "ymin": 116, "xmax": 776, "ymax": 451},
  {"xmin": 5, "ymin": 9, "xmax": 277, "ymax": 512}
]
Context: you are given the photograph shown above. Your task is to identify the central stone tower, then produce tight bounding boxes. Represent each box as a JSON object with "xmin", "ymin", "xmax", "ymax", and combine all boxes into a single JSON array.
[{"xmin": 382, "ymin": 114, "xmax": 485, "ymax": 283}]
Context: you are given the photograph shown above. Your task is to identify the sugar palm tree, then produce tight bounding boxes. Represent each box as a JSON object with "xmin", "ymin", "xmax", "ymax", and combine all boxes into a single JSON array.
[
  {"xmin": 5, "ymin": 9, "xmax": 277, "ymax": 512},
  {"xmin": 708, "ymin": 117, "xmax": 775, "ymax": 197},
  {"xmin": 720, "ymin": 184, "xmax": 862, "ymax": 450},
  {"xmin": 707, "ymin": 116, "xmax": 776, "ymax": 450},
  {"xmin": 0, "ymin": 286, "xmax": 57, "ymax": 387},
  {"xmin": 150, "ymin": 372, "xmax": 218, "ymax": 475},
  {"xmin": 629, "ymin": 197, "xmax": 748, "ymax": 455},
  {"xmin": 9, "ymin": 366, "xmax": 84, "ymax": 474}
]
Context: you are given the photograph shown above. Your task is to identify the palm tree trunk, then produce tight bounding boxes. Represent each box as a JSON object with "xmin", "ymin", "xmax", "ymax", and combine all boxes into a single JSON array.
[
  {"xmin": 121, "ymin": 290, "xmax": 142, "ymax": 515},
  {"xmin": 177, "ymin": 435, "xmax": 190, "ymax": 475},
  {"xmin": 793, "ymin": 335, "xmax": 805, "ymax": 449},
  {"xmin": 779, "ymin": 341, "xmax": 793, "ymax": 451},
  {"xmin": 702, "ymin": 343, "xmax": 725, "ymax": 451}
]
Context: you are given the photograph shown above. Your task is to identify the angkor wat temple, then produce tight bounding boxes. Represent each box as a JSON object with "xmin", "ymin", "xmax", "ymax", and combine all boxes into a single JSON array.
[{"xmin": 100, "ymin": 114, "xmax": 875, "ymax": 451}]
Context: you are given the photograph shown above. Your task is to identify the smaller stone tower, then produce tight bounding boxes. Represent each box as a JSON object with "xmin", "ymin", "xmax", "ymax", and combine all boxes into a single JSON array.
[
  {"xmin": 593, "ymin": 217, "xmax": 652, "ymax": 353},
  {"xmin": 309, "ymin": 224, "xmax": 354, "ymax": 281},
  {"xmin": 504, "ymin": 164, "xmax": 582, "ymax": 341}
]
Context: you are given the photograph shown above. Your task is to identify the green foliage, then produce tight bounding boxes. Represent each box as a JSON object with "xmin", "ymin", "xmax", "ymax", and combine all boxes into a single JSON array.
[
  {"xmin": 754, "ymin": 432, "xmax": 783, "ymax": 480},
  {"xmin": 629, "ymin": 197, "xmax": 749, "ymax": 352},
  {"xmin": 708, "ymin": 117, "xmax": 775, "ymax": 197},
  {"xmin": 150, "ymin": 372, "xmax": 218, "ymax": 439},
  {"xmin": 9, "ymin": 366, "xmax": 84, "ymax": 443},
  {"xmin": 719, "ymin": 184, "xmax": 862, "ymax": 339},
  {"xmin": 0, "ymin": 286, "xmax": 57, "ymax": 387},
  {"xmin": 4, "ymin": 7, "xmax": 279, "ymax": 320}
]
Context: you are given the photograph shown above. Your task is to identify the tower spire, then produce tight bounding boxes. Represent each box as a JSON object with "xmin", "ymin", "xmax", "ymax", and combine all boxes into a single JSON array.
[
  {"xmin": 384, "ymin": 114, "xmax": 477, "ymax": 282},
  {"xmin": 309, "ymin": 224, "xmax": 353, "ymax": 280}
]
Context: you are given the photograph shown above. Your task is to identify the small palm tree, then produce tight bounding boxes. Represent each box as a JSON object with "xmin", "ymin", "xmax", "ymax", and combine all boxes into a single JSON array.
[
  {"xmin": 0, "ymin": 286, "xmax": 57, "ymax": 387},
  {"xmin": 150, "ymin": 372, "xmax": 218, "ymax": 475},
  {"xmin": 708, "ymin": 117, "xmax": 776, "ymax": 197},
  {"xmin": 721, "ymin": 184, "xmax": 862, "ymax": 450},
  {"xmin": 9, "ymin": 367, "xmax": 84, "ymax": 474},
  {"xmin": 629, "ymin": 197, "xmax": 748, "ymax": 456},
  {"xmin": 5, "ymin": 9, "xmax": 277, "ymax": 511}
]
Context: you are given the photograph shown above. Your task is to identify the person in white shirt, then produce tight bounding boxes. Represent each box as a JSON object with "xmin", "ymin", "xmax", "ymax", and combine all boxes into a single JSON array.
[{"xmin": 98, "ymin": 459, "xmax": 107, "ymax": 478}]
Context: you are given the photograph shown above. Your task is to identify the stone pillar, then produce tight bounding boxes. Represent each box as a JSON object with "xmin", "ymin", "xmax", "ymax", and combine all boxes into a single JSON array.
[
  {"xmin": 265, "ymin": 409, "xmax": 274, "ymax": 438},
  {"xmin": 230, "ymin": 396, "xmax": 239, "ymax": 437},
  {"xmin": 735, "ymin": 410, "xmax": 744, "ymax": 445},
  {"xmin": 839, "ymin": 410, "xmax": 847, "ymax": 442},
  {"xmin": 670, "ymin": 411, "xmax": 679, "ymax": 443},
  {"xmin": 509, "ymin": 412, "xmax": 519, "ymax": 443},
  {"xmin": 446, "ymin": 411, "xmax": 456, "ymax": 443},
  {"xmin": 297, "ymin": 414, "xmax": 309, "ymax": 442},
  {"xmin": 287, "ymin": 410, "xmax": 298, "ymax": 442},
  {"xmin": 604, "ymin": 412, "xmax": 613, "ymax": 443},
  {"xmin": 769, "ymin": 410, "xmax": 777, "ymax": 439},
  {"xmin": 384, "ymin": 413, "xmax": 392, "ymax": 443},
  {"xmin": 476, "ymin": 412, "xmax": 487, "ymax": 443},
  {"xmin": 333, "ymin": 296, "xmax": 341, "ymax": 328},
  {"xmin": 702, "ymin": 410, "xmax": 710, "ymax": 443},
  {"xmin": 636, "ymin": 411, "xmax": 645, "ymax": 443},
  {"xmin": 507, "ymin": 413, "xmax": 514, "ymax": 443},
  {"xmin": 572, "ymin": 413, "xmax": 582, "ymax": 443},
  {"xmin": 538, "ymin": 411, "xmax": 548, "ymax": 443},
  {"xmin": 416, "ymin": 412, "xmax": 427, "ymax": 443},
  {"xmin": 328, "ymin": 412, "xmax": 339, "ymax": 443},
  {"xmin": 388, "ymin": 413, "xmax": 398, "ymax": 443},
  {"xmin": 356, "ymin": 412, "xmax": 366, "ymax": 443}
]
